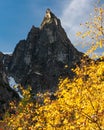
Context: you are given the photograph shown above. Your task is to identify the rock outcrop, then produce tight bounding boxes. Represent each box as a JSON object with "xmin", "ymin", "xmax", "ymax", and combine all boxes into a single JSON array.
[
  {"xmin": 0, "ymin": 58, "xmax": 19, "ymax": 119},
  {"xmin": 7, "ymin": 9, "xmax": 83, "ymax": 93}
]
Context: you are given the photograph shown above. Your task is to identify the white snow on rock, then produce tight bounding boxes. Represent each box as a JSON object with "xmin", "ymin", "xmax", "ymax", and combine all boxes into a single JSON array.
[
  {"xmin": 34, "ymin": 71, "xmax": 42, "ymax": 76},
  {"xmin": 8, "ymin": 76, "xmax": 23, "ymax": 98},
  {"xmin": 8, "ymin": 76, "xmax": 18, "ymax": 89}
]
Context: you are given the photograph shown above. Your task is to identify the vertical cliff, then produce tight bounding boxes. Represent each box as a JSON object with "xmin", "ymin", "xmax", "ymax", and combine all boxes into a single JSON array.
[{"xmin": 7, "ymin": 9, "xmax": 83, "ymax": 93}]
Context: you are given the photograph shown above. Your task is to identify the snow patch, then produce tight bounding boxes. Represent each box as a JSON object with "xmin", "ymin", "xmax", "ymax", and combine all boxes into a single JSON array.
[
  {"xmin": 8, "ymin": 76, "xmax": 17, "ymax": 89},
  {"xmin": 8, "ymin": 76, "xmax": 23, "ymax": 98},
  {"xmin": 34, "ymin": 72, "xmax": 42, "ymax": 76}
]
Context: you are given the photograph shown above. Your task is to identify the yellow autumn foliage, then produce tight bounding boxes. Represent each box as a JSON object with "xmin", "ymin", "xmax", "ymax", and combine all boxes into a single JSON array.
[
  {"xmin": 3, "ymin": 5, "xmax": 104, "ymax": 130},
  {"xmin": 76, "ymin": 7, "xmax": 104, "ymax": 56},
  {"xmin": 4, "ymin": 57, "xmax": 104, "ymax": 130}
]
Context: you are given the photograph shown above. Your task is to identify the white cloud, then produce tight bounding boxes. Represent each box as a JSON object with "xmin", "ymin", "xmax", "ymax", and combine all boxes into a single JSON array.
[{"xmin": 60, "ymin": 0, "xmax": 96, "ymax": 51}]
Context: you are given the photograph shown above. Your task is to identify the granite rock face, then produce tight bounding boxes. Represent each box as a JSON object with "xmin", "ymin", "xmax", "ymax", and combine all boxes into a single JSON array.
[
  {"xmin": 8, "ymin": 9, "xmax": 83, "ymax": 92},
  {"xmin": 7, "ymin": 9, "xmax": 83, "ymax": 93},
  {"xmin": 0, "ymin": 9, "xmax": 84, "ymax": 119}
]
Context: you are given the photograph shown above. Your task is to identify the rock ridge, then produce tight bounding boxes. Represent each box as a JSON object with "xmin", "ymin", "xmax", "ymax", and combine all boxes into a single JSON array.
[{"xmin": 3, "ymin": 9, "xmax": 83, "ymax": 93}]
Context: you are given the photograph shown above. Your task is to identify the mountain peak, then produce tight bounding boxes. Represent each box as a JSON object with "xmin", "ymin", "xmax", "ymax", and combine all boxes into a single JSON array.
[
  {"xmin": 40, "ymin": 8, "xmax": 60, "ymax": 29},
  {"xmin": 0, "ymin": 8, "xmax": 84, "ymax": 119},
  {"xmin": 4, "ymin": 9, "xmax": 83, "ymax": 93}
]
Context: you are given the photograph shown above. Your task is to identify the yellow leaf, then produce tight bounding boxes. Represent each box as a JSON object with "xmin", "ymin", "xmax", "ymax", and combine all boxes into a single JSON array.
[
  {"xmin": 18, "ymin": 127, "xmax": 23, "ymax": 130},
  {"xmin": 99, "ymin": 40, "xmax": 103, "ymax": 48}
]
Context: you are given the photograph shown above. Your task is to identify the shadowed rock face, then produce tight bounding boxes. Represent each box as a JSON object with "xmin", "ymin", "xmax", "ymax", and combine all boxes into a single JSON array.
[
  {"xmin": 6, "ymin": 9, "xmax": 83, "ymax": 93},
  {"xmin": 0, "ymin": 60, "xmax": 19, "ymax": 119}
]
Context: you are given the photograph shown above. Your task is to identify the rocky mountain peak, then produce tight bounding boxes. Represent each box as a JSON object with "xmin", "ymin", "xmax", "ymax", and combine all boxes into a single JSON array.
[
  {"xmin": 40, "ymin": 8, "xmax": 60, "ymax": 29},
  {"xmin": 2, "ymin": 9, "xmax": 83, "ymax": 93},
  {"xmin": 0, "ymin": 9, "xmax": 85, "ymax": 119}
]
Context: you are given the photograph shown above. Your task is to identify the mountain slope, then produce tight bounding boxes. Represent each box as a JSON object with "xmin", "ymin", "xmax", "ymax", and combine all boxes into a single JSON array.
[
  {"xmin": 0, "ymin": 56, "xmax": 19, "ymax": 119},
  {"xmin": 7, "ymin": 9, "xmax": 83, "ymax": 93}
]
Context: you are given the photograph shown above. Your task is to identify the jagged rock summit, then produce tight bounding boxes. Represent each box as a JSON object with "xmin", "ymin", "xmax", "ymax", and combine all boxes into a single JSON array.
[
  {"xmin": 40, "ymin": 8, "xmax": 60, "ymax": 29},
  {"xmin": 5, "ymin": 9, "xmax": 83, "ymax": 93}
]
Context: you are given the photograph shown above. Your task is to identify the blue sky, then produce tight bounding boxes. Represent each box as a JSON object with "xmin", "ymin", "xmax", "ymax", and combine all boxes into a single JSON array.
[{"xmin": 0, "ymin": 0, "xmax": 103, "ymax": 54}]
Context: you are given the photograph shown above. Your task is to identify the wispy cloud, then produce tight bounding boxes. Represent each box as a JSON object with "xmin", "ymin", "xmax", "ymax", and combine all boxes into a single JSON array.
[{"xmin": 60, "ymin": 0, "xmax": 96, "ymax": 51}]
